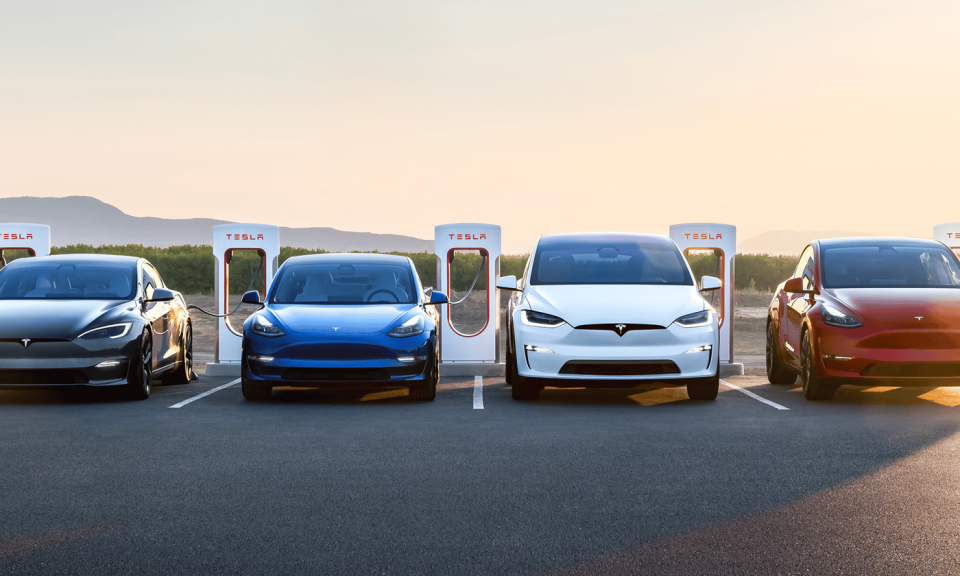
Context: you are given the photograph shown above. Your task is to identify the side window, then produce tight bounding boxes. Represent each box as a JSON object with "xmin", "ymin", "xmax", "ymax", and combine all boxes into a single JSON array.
[
  {"xmin": 142, "ymin": 268, "xmax": 155, "ymax": 300},
  {"xmin": 793, "ymin": 246, "xmax": 813, "ymax": 279},
  {"xmin": 144, "ymin": 264, "xmax": 164, "ymax": 289}
]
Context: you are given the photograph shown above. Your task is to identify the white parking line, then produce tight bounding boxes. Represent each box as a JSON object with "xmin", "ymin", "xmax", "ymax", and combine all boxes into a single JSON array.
[
  {"xmin": 168, "ymin": 379, "xmax": 240, "ymax": 408},
  {"xmin": 720, "ymin": 379, "xmax": 790, "ymax": 411},
  {"xmin": 473, "ymin": 376, "xmax": 483, "ymax": 409}
]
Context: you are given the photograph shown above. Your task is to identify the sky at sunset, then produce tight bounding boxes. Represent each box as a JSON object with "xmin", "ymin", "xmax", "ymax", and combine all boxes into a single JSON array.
[{"xmin": 2, "ymin": 1, "xmax": 958, "ymax": 253}]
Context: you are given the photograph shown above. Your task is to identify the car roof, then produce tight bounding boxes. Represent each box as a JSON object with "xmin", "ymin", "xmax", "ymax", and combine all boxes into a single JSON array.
[
  {"xmin": 281, "ymin": 253, "xmax": 411, "ymax": 266},
  {"xmin": 2, "ymin": 254, "xmax": 141, "ymax": 267},
  {"xmin": 537, "ymin": 232, "xmax": 677, "ymax": 248},
  {"xmin": 817, "ymin": 237, "xmax": 946, "ymax": 249}
]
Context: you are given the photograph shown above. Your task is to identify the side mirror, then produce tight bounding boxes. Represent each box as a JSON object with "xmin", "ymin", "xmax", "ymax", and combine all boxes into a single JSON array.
[
  {"xmin": 425, "ymin": 291, "xmax": 448, "ymax": 306},
  {"xmin": 496, "ymin": 275, "xmax": 520, "ymax": 291},
  {"xmin": 144, "ymin": 288, "xmax": 176, "ymax": 303},
  {"xmin": 241, "ymin": 290, "xmax": 263, "ymax": 305},
  {"xmin": 700, "ymin": 276, "xmax": 721, "ymax": 291},
  {"xmin": 784, "ymin": 278, "xmax": 814, "ymax": 294}
]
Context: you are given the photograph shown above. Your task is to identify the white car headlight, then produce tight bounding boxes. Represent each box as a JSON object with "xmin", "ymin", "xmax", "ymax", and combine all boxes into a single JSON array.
[
  {"xmin": 78, "ymin": 323, "xmax": 132, "ymax": 340},
  {"xmin": 520, "ymin": 310, "xmax": 566, "ymax": 328},
  {"xmin": 673, "ymin": 310, "xmax": 713, "ymax": 328}
]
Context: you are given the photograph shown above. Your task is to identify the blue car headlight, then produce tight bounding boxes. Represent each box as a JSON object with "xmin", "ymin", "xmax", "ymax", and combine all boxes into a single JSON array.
[
  {"xmin": 673, "ymin": 310, "xmax": 713, "ymax": 328},
  {"xmin": 388, "ymin": 316, "xmax": 424, "ymax": 338},
  {"xmin": 78, "ymin": 323, "xmax": 132, "ymax": 340},
  {"xmin": 251, "ymin": 315, "xmax": 285, "ymax": 338}
]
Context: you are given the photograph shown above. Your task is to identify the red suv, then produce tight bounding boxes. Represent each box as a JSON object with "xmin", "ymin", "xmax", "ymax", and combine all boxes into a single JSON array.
[{"xmin": 766, "ymin": 238, "xmax": 960, "ymax": 400}]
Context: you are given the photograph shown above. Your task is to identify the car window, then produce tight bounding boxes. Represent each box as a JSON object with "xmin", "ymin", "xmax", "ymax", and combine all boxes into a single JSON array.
[
  {"xmin": 271, "ymin": 261, "xmax": 418, "ymax": 304},
  {"xmin": 144, "ymin": 263, "xmax": 164, "ymax": 289},
  {"xmin": 0, "ymin": 261, "xmax": 137, "ymax": 300},
  {"xmin": 822, "ymin": 245, "xmax": 960, "ymax": 288},
  {"xmin": 142, "ymin": 268, "xmax": 155, "ymax": 300},
  {"xmin": 530, "ymin": 239, "xmax": 693, "ymax": 286}
]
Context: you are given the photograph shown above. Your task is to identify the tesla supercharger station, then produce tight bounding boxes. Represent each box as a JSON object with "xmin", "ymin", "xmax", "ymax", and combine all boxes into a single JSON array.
[
  {"xmin": 669, "ymin": 223, "xmax": 744, "ymax": 377},
  {"xmin": 205, "ymin": 224, "xmax": 280, "ymax": 377},
  {"xmin": 435, "ymin": 224, "xmax": 502, "ymax": 376},
  {"xmin": 934, "ymin": 223, "xmax": 960, "ymax": 259},
  {"xmin": 0, "ymin": 223, "xmax": 51, "ymax": 269}
]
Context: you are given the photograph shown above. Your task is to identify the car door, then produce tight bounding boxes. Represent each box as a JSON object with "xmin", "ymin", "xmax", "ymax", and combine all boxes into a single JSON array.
[
  {"xmin": 147, "ymin": 263, "xmax": 182, "ymax": 367},
  {"xmin": 141, "ymin": 264, "xmax": 174, "ymax": 370},
  {"xmin": 782, "ymin": 245, "xmax": 816, "ymax": 363}
]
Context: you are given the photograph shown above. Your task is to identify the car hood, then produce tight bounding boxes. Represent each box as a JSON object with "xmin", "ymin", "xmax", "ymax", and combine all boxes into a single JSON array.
[
  {"xmin": 523, "ymin": 284, "xmax": 706, "ymax": 327},
  {"xmin": 269, "ymin": 303, "xmax": 416, "ymax": 335},
  {"xmin": 828, "ymin": 288, "xmax": 960, "ymax": 329},
  {"xmin": 0, "ymin": 299, "xmax": 133, "ymax": 339}
]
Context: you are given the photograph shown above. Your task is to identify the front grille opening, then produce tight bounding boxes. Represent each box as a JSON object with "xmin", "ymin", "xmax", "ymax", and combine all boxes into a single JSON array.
[
  {"xmin": 860, "ymin": 363, "xmax": 960, "ymax": 378},
  {"xmin": 559, "ymin": 360, "xmax": 681, "ymax": 377},
  {"xmin": 280, "ymin": 364, "xmax": 425, "ymax": 382},
  {"xmin": 0, "ymin": 370, "xmax": 90, "ymax": 385}
]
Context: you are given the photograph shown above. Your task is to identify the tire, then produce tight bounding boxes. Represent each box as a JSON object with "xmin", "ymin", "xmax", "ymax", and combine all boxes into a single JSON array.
[
  {"xmin": 165, "ymin": 323, "xmax": 194, "ymax": 385},
  {"xmin": 241, "ymin": 375, "xmax": 272, "ymax": 401},
  {"xmin": 800, "ymin": 329, "xmax": 836, "ymax": 401},
  {"xmin": 505, "ymin": 344, "xmax": 515, "ymax": 386},
  {"xmin": 766, "ymin": 321, "xmax": 797, "ymax": 385},
  {"xmin": 409, "ymin": 353, "xmax": 438, "ymax": 402},
  {"xmin": 126, "ymin": 330, "xmax": 153, "ymax": 400},
  {"xmin": 687, "ymin": 372, "xmax": 719, "ymax": 401},
  {"xmin": 509, "ymin": 346, "xmax": 541, "ymax": 400}
]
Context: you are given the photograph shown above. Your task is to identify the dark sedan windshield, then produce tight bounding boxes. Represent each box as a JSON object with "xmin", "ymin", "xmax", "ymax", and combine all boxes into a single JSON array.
[
  {"xmin": 0, "ymin": 261, "xmax": 137, "ymax": 300},
  {"xmin": 530, "ymin": 239, "xmax": 693, "ymax": 286},
  {"xmin": 271, "ymin": 262, "xmax": 418, "ymax": 304},
  {"xmin": 822, "ymin": 245, "xmax": 960, "ymax": 288}
]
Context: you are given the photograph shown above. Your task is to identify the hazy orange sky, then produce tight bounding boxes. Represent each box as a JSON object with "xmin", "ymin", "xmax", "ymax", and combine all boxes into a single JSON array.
[{"xmin": 2, "ymin": 1, "xmax": 958, "ymax": 253}]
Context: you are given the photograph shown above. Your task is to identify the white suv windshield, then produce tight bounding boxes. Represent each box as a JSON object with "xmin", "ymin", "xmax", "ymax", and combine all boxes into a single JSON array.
[{"xmin": 530, "ymin": 239, "xmax": 693, "ymax": 286}]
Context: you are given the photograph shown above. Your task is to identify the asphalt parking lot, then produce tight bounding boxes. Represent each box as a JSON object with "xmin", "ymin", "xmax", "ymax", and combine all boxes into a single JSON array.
[{"xmin": 3, "ymin": 374, "xmax": 960, "ymax": 575}]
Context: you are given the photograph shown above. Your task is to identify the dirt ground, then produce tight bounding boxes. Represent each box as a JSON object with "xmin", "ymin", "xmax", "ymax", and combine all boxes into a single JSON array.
[{"xmin": 185, "ymin": 290, "xmax": 773, "ymax": 373}]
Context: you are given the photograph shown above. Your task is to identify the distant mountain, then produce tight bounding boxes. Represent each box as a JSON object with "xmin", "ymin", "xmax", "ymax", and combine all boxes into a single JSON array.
[
  {"xmin": 737, "ymin": 230, "xmax": 877, "ymax": 256},
  {"xmin": 0, "ymin": 196, "xmax": 433, "ymax": 252}
]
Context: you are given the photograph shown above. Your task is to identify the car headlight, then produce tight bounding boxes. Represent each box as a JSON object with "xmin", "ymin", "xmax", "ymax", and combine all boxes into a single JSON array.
[
  {"xmin": 673, "ymin": 310, "xmax": 713, "ymax": 328},
  {"xmin": 251, "ymin": 315, "xmax": 285, "ymax": 337},
  {"xmin": 520, "ymin": 310, "xmax": 566, "ymax": 328},
  {"xmin": 821, "ymin": 305, "xmax": 862, "ymax": 328},
  {"xmin": 78, "ymin": 323, "xmax": 132, "ymax": 340},
  {"xmin": 388, "ymin": 316, "xmax": 424, "ymax": 338}
]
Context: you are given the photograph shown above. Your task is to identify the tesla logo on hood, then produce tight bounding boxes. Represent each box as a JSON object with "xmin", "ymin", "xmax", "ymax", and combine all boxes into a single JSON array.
[
  {"xmin": 915, "ymin": 316, "xmax": 924, "ymax": 321},
  {"xmin": 331, "ymin": 327, "xmax": 340, "ymax": 331},
  {"xmin": 615, "ymin": 324, "xmax": 627, "ymax": 336},
  {"xmin": 2, "ymin": 233, "xmax": 34, "ymax": 240},
  {"xmin": 225, "ymin": 233, "xmax": 265, "ymax": 241},
  {"xmin": 21, "ymin": 339, "xmax": 31, "ymax": 348}
]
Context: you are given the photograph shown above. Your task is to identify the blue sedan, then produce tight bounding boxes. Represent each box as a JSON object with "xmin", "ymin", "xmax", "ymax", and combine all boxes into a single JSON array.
[{"xmin": 239, "ymin": 254, "xmax": 447, "ymax": 401}]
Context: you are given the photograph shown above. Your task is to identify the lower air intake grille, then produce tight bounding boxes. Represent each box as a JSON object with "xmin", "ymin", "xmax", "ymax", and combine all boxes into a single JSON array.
[
  {"xmin": 559, "ymin": 360, "xmax": 681, "ymax": 376},
  {"xmin": 0, "ymin": 370, "xmax": 90, "ymax": 385},
  {"xmin": 281, "ymin": 364, "xmax": 424, "ymax": 382},
  {"xmin": 860, "ymin": 363, "xmax": 960, "ymax": 378}
]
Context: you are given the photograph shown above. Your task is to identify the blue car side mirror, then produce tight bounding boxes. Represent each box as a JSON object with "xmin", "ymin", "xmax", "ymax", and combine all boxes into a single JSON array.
[
  {"xmin": 241, "ymin": 290, "xmax": 262, "ymax": 305},
  {"xmin": 427, "ymin": 291, "xmax": 448, "ymax": 305}
]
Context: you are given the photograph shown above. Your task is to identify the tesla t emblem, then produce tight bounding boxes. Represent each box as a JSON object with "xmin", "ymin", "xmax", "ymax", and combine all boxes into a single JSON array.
[
  {"xmin": 21, "ymin": 339, "xmax": 31, "ymax": 348},
  {"xmin": 915, "ymin": 316, "xmax": 924, "ymax": 321},
  {"xmin": 332, "ymin": 327, "xmax": 340, "ymax": 331},
  {"xmin": 615, "ymin": 324, "xmax": 627, "ymax": 336}
]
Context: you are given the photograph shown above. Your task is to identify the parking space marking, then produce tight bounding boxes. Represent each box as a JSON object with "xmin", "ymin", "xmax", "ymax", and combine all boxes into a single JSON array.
[
  {"xmin": 168, "ymin": 379, "xmax": 240, "ymax": 408},
  {"xmin": 473, "ymin": 376, "xmax": 483, "ymax": 409},
  {"xmin": 720, "ymin": 379, "xmax": 790, "ymax": 410}
]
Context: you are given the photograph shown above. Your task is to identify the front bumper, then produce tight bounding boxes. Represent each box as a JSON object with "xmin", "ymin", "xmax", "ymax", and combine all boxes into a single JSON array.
[
  {"xmin": 513, "ymin": 319, "xmax": 718, "ymax": 385},
  {"xmin": 815, "ymin": 325, "xmax": 960, "ymax": 386},
  {"xmin": 243, "ymin": 336, "xmax": 434, "ymax": 388},
  {"xmin": 0, "ymin": 339, "xmax": 137, "ymax": 387}
]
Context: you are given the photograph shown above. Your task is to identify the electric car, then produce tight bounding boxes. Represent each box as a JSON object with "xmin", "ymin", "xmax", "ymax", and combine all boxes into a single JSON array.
[
  {"xmin": 497, "ymin": 233, "xmax": 721, "ymax": 401},
  {"xmin": 766, "ymin": 238, "xmax": 960, "ymax": 401},
  {"xmin": 0, "ymin": 254, "xmax": 194, "ymax": 399},
  {"xmin": 239, "ymin": 254, "xmax": 447, "ymax": 401}
]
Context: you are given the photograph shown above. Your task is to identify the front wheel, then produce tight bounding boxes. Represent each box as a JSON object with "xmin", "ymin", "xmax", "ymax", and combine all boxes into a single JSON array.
[
  {"xmin": 241, "ymin": 375, "xmax": 272, "ymax": 401},
  {"xmin": 800, "ymin": 329, "xmax": 836, "ymax": 401},
  {"xmin": 409, "ymin": 353, "xmax": 438, "ymax": 401},
  {"xmin": 687, "ymin": 372, "xmax": 719, "ymax": 401},
  {"xmin": 766, "ymin": 321, "xmax": 796, "ymax": 385},
  {"xmin": 126, "ymin": 330, "xmax": 153, "ymax": 400},
  {"xmin": 509, "ymin": 347, "xmax": 541, "ymax": 400}
]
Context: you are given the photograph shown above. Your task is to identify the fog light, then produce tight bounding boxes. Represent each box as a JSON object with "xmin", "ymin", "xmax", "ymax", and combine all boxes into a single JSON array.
[
  {"xmin": 398, "ymin": 356, "xmax": 426, "ymax": 363},
  {"xmin": 250, "ymin": 356, "xmax": 274, "ymax": 363},
  {"xmin": 524, "ymin": 345, "xmax": 554, "ymax": 353},
  {"xmin": 96, "ymin": 360, "xmax": 122, "ymax": 368},
  {"xmin": 685, "ymin": 345, "xmax": 712, "ymax": 354},
  {"xmin": 822, "ymin": 354, "xmax": 853, "ymax": 361}
]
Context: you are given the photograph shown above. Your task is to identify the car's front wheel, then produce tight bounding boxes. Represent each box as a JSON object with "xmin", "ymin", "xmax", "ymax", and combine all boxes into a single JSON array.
[
  {"xmin": 687, "ymin": 372, "xmax": 720, "ymax": 401},
  {"xmin": 409, "ymin": 353, "xmax": 438, "ymax": 402},
  {"xmin": 800, "ymin": 329, "xmax": 835, "ymax": 401},
  {"xmin": 766, "ymin": 320, "xmax": 796, "ymax": 385},
  {"xmin": 126, "ymin": 330, "xmax": 152, "ymax": 400},
  {"xmin": 509, "ymin": 344, "xmax": 541, "ymax": 401}
]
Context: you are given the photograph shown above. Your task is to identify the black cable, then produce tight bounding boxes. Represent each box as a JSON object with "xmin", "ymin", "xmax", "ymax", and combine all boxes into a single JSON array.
[
  {"xmin": 448, "ymin": 254, "xmax": 487, "ymax": 305},
  {"xmin": 187, "ymin": 257, "xmax": 265, "ymax": 317}
]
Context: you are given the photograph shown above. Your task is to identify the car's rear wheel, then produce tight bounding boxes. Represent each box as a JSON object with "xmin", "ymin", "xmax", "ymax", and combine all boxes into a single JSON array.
[
  {"xmin": 165, "ymin": 323, "xmax": 193, "ymax": 385},
  {"xmin": 687, "ymin": 372, "xmax": 720, "ymax": 401},
  {"xmin": 409, "ymin": 353, "xmax": 438, "ymax": 402},
  {"xmin": 127, "ymin": 330, "xmax": 152, "ymax": 400},
  {"xmin": 766, "ymin": 321, "xmax": 796, "ymax": 385},
  {"xmin": 801, "ymin": 329, "xmax": 836, "ymax": 401}
]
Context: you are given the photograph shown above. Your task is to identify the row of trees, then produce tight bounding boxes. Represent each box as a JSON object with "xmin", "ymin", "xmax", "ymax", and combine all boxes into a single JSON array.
[{"xmin": 2, "ymin": 245, "xmax": 799, "ymax": 294}]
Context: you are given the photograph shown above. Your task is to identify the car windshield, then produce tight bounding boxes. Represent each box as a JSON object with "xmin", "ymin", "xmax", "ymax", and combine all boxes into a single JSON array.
[
  {"xmin": 822, "ymin": 245, "xmax": 960, "ymax": 288},
  {"xmin": 271, "ymin": 261, "xmax": 418, "ymax": 304},
  {"xmin": 0, "ymin": 261, "xmax": 137, "ymax": 300},
  {"xmin": 530, "ymin": 239, "xmax": 693, "ymax": 286}
]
